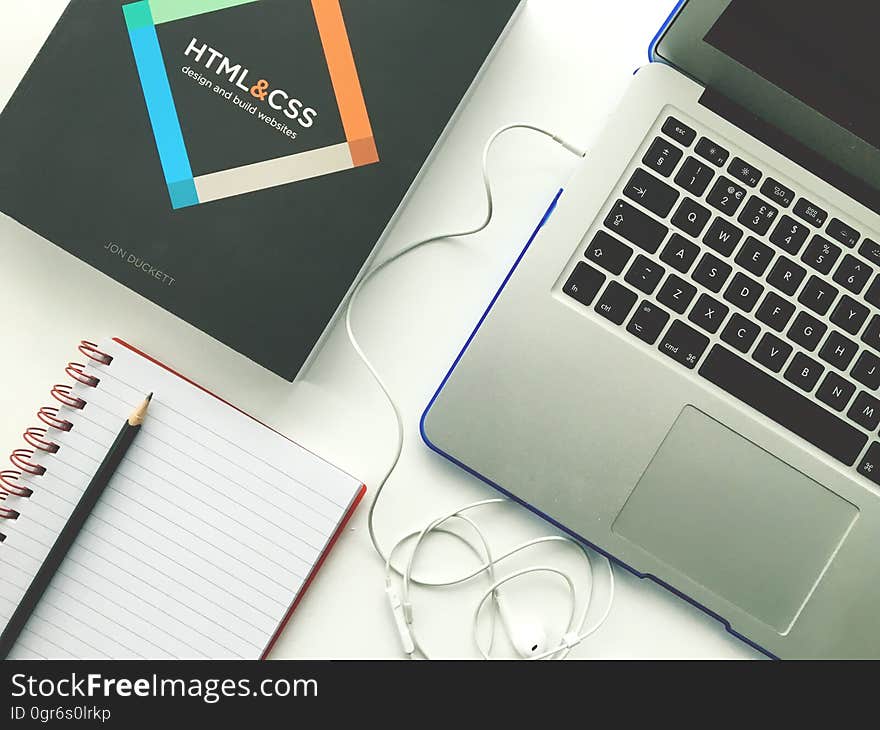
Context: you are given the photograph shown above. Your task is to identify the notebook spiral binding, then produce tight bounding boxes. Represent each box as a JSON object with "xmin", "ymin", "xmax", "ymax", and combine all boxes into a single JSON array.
[{"xmin": 0, "ymin": 341, "xmax": 114, "ymax": 541}]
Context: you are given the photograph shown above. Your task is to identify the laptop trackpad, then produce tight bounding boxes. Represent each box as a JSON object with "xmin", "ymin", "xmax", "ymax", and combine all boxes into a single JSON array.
[{"xmin": 612, "ymin": 406, "xmax": 858, "ymax": 634}]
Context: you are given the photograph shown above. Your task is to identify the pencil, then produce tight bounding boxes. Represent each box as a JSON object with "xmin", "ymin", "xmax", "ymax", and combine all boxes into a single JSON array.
[{"xmin": 0, "ymin": 393, "xmax": 153, "ymax": 658}]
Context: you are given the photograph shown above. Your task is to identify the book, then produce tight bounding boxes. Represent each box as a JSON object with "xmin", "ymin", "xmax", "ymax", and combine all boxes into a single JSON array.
[
  {"xmin": 0, "ymin": 0, "xmax": 522, "ymax": 380},
  {"xmin": 0, "ymin": 338, "xmax": 365, "ymax": 659}
]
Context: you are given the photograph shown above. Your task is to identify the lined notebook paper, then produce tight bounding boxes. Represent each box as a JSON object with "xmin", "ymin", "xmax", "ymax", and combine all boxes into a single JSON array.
[{"xmin": 0, "ymin": 338, "xmax": 365, "ymax": 659}]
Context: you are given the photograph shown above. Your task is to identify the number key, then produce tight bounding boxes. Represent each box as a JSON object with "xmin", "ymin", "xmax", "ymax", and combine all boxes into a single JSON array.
[
  {"xmin": 737, "ymin": 196, "xmax": 778, "ymax": 236},
  {"xmin": 674, "ymin": 157, "xmax": 714, "ymax": 197},
  {"xmin": 832, "ymin": 254, "xmax": 873, "ymax": 294},
  {"xmin": 801, "ymin": 235, "xmax": 841, "ymax": 275},
  {"xmin": 642, "ymin": 137, "xmax": 683, "ymax": 177},
  {"xmin": 770, "ymin": 215, "xmax": 810, "ymax": 255},
  {"xmin": 706, "ymin": 177, "xmax": 747, "ymax": 216}
]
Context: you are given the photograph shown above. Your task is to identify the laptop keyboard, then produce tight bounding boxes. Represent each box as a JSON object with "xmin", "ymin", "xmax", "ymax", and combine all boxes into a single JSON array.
[{"xmin": 562, "ymin": 112, "xmax": 880, "ymax": 479}]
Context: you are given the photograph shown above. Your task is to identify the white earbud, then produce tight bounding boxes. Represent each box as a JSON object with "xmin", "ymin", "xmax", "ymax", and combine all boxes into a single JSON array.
[{"xmin": 496, "ymin": 593, "xmax": 548, "ymax": 658}]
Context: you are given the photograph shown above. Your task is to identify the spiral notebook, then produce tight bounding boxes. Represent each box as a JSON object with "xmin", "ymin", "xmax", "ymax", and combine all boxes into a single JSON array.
[{"xmin": 0, "ymin": 338, "xmax": 365, "ymax": 659}]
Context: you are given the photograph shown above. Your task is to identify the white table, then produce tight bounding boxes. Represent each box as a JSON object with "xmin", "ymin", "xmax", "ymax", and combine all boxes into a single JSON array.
[{"xmin": 0, "ymin": 0, "xmax": 757, "ymax": 659}]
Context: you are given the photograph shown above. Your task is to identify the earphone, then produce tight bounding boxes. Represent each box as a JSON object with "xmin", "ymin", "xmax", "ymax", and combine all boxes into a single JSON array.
[{"xmin": 343, "ymin": 124, "xmax": 615, "ymax": 659}]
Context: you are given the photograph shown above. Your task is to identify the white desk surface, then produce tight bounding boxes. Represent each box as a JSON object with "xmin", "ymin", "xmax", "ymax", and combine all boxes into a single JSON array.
[{"xmin": 0, "ymin": 0, "xmax": 758, "ymax": 659}]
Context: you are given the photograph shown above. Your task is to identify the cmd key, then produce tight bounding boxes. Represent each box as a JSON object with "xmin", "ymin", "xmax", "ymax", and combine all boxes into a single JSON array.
[{"xmin": 604, "ymin": 200, "xmax": 668, "ymax": 254}]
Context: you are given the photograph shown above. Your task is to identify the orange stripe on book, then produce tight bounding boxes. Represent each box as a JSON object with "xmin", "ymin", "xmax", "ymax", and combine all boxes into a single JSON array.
[
  {"xmin": 311, "ymin": 0, "xmax": 375, "ymax": 147},
  {"xmin": 349, "ymin": 137, "xmax": 379, "ymax": 167}
]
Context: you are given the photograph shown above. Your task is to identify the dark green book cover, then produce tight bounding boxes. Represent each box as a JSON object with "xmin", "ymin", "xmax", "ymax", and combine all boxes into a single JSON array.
[{"xmin": 0, "ymin": 0, "xmax": 520, "ymax": 379}]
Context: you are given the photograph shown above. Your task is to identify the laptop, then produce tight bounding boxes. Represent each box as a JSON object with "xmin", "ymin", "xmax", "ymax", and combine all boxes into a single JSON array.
[{"xmin": 421, "ymin": 0, "xmax": 880, "ymax": 659}]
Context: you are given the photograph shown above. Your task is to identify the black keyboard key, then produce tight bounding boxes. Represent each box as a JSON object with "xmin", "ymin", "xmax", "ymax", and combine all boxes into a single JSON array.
[
  {"xmin": 662, "ymin": 117, "xmax": 696, "ymax": 146},
  {"xmin": 853, "ymin": 351, "xmax": 880, "ymax": 391},
  {"xmin": 692, "ymin": 253, "xmax": 732, "ymax": 293},
  {"xmin": 848, "ymin": 391, "xmax": 880, "ymax": 431},
  {"xmin": 585, "ymin": 231, "xmax": 633, "ymax": 276},
  {"xmin": 643, "ymin": 137, "xmax": 683, "ymax": 178},
  {"xmin": 826, "ymin": 218, "xmax": 860, "ymax": 248},
  {"xmin": 859, "ymin": 238, "xmax": 880, "ymax": 267},
  {"xmin": 624, "ymin": 255, "xmax": 665, "ymax": 295},
  {"xmin": 861, "ymin": 315, "xmax": 880, "ymax": 354},
  {"xmin": 659, "ymin": 320, "xmax": 709, "ymax": 369},
  {"xmin": 865, "ymin": 276, "xmax": 880, "ymax": 309},
  {"xmin": 832, "ymin": 254, "xmax": 873, "ymax": 294},
  {"xmin": 728, "ymin": 157, "xmax": 762, "ymax": 187},
  {"xmin": 797, "ymin": 275, "xmax": 838, "ymax": 316},
  {"xmin": 756, "ymin": 292, "xmax": 795, "ymax": 332},
  {"xmin": 660, "ymin": 234, "xmax": 699, "ymax": 273},
  {"xmin": 785, "ymin": 353, "xmax": 824, "ymax": 392},
  {"xmin": 857, "ymin": 442, "xmax": 880, "ymax": 484},
  {"xmin": 766, "ymin": 256, "xmax": 806, "ymax": 297},
  {"xmin": 594, "ymin": 281, "xmax": 637, "ymax": 325},
  {"xmin": 563, "ymin": 262, "xmax": 605, "ymax": 307},
  {"xmin": 703, "ymin": 217, "xmax": 744, "ymax": 257},
  {"xmin": 674, "ymin": 157, "xmax": 714, "ymax": 197},
  {"xmin": 818, "ymin": 331, "xmax": 858, "ymax": 370},
  {"xmin": 605, "ymin": 200, "xmax": 668, "ymax": 254},
  {"xmin": 788, "ymin": 311, "xmax": 827, "ymax": 351},
  {"xmin": 671, "ymin": 198, "xmax": 711, "ymax": 237},
  {"xmin": 793, "ymin": 198, "xmax": 828, "ymax": 227},
  {"xmin": 830, "ymin": 295, "xmax": 869, "ymax": 336},
  {"xmin": 657, "ymin": 274, "xmax": 697, "ymax": 314},
  {"xmin": 627, "ymin": 301, "xmax": 669, "ymax": 345},
  {"xmin": 760, "ymin": 178, "xmax": 794, "ymax": 208},
  {"xmin": 753, "ymin": 333, "xmax": 793, "ymax": 373},
  {"xmin": 817, "ymin": 372, "xmax": 856, "ymax": 412},
  {"xmin": 724, "ymin": 272, "xmax": 763, "ymax": 312},
  {"xmin": 623, "ymin": 168, "xmax": 680, "ymax": 218},
  {"xmin": 688, "ymin": 293, "xmax": 729, "ymax": 334},
  {"xmin": 735, "ymin": 236, "xmax": 775, "ymax": 276},
  {"xmin": 770, "ymin": 215, "xmax": 810, "ymax": 255},
  {"xmin": 707, "ymin": 177, "xmax": 747, "ymax": 216},
  {"xmin": 801, "ymin": 235, "xmax": 841, "ymax": 275},
  {"xmin": 721, "ymin": 313, "xmax": 760, "ymax": 353},
  {"xmin": 738, "ymin": 196, "xmax": 779, "ymax": 236},
  {"xmin": 699, "ymin": 345, "xmax": 868, "ymax": 465},
  {"xmin": 695, "ymin": 137, "xmax": 729, "ymax": 167}
]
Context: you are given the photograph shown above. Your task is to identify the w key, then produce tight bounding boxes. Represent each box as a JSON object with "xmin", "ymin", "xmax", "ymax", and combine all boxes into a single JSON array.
[{"xmin": 623, "ymin": 168, "xmax": 680, "ymax": 218}]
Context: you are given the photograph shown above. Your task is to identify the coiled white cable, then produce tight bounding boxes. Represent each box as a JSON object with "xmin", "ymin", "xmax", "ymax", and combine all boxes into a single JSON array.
[{"xmin": 345, "ymin": 124, "xmax": 615, "ymax": 659}]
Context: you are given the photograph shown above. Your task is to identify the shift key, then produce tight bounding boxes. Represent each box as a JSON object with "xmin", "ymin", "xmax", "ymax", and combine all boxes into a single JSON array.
[{"xmin": 604, "ymin": 199, "xmax": 668, "ymax": 254}]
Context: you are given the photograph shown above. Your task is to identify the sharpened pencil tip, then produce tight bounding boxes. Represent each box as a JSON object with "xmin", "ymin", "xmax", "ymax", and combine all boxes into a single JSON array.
[
  {"xmin": 129, "ymin": 394, "xmax": 153, "ymax": 426},
  {"xmin": 146, "ymin": 393, "xmax": 153, "ymax": 402}
]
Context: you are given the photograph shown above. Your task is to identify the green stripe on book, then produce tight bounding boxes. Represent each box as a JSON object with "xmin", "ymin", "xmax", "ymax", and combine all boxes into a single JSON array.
[{"xmin": 148, "ymin": 0, "xmax": 261, "ymax": 25}]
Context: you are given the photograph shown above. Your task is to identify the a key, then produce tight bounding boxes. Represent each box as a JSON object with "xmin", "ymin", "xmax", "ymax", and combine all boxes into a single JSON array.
[
  {"xmin": 829, "ymin": 295, "xmax": 869, "ymax": 335},
  {"xmin": 662, "ymin": 117, "xmax": 696, "ymax": 146},
  {"xmin": 857, "ymin": 442, "xmax": 880, "ymax": 485},
  {"xmin": 585, "ymin": 231, "xmax": 633, "ymax": 275},
  {"xmin": 623, "ymin": 168, "xmax": 680, "ymax": 218},
  {"xmin": 721, "ymin": 313, "xmax": 760, "ymax": 353},
  {"xmin": 801, "ymin": 235, "xmax": 841, "ymax": 275},
  {"xmin": 594, "ymin": 281, "xmax": 637, "ymax": 325},
  {"xmin": 700, "ymin": 346, "xmax": 867, "ymax": 465},
  {"xmin": 818, "ymin": 331, "xmax": 858, "ymax": 371},
  {"xmin": 706, "ymin": 177, "xmax": 747, "ymax": 216},
  {"xmin": 672, "ymin": 198, "xmax": 711, "ymax": 237},
  {"xmin": 848, "ymin": 392, "xmax": 880, "ymax": 431},
  {"xmin": 833, "ymin": 254, "xmax": 873, "ymax": 295},
  {"xmin": 703, "ymin": 217, "xmax": 744, "ymax": 257},
  {"xmin": 737, "ymin": 195, "xmax": 778, "ymax": 236},
  {"xmin": 642, "ymin": 137, "xmax": 683, "ymax": 177},
  {"xmin": 604, "ymin": 200, "xmax": 668, "ymax": 254},
  {"xmin": 660, "ymin": 234, "xmax": 700, "ymax": 273},
  {"xmin": 760, "ymin": 178, "xmax": 794, "ymax": 208},
  {"xmin": 728, "ymin": 157, "xmax": 762, "ymax": 187},
  {"xmin": 724, "ymin": 272, "xmax": 763, "ymax": 312},
  {"xmin": 793, "ymin": 198, "xmax": 828, "ymax": 227},
  {"xmin": 657, "ymin": 274, "xmax": 697, "ymax": 314},
  {"xmin": 624, "ymin": 255, "xmax": 665, "ymax": 295},
  {"xmin": 753, "ymin": 333, "xmax": 793, "ymax": 373},
  {"xmin": 735, "ymin": 236, "xmax": 775, "ymax": 276},
  {"xmin": 658, "ymin": 320, "xmax": 709, "ymax": 369},
  {"xmin": 852, "ymin": 350, "xmax": 880, "ymax": 390},
  {"xmin": 756, "ymin": 292, "xmax": 795, "ymax": 332},
  {"xmin": 694, "ymin": 137, "xmax": 729, "ymax": 167},
  {"xmin": 784, "ymin": 353, "xmax": 824, "ymax": 392},
  {"xmin": 688, "ymin": 293, "xmax": 729, "ymax": 334},
  {"xmin": 797, "ymin": 275, "xmax": 838, "ymax": 316},
  {"xmin": 788, "ymin": 311, "xmax": 827, "ymax": 351},
  {"xmin": 860, "ymin": 315, "xmax": 880, "ymax": 354},
  {"xmin": 817, "ymin": 372, "xmax": 856, "ymax": 412},
  {"xmin": 692, "ymin": 252, "xmax": 732, "ymax": 293},
  {"xmin": 826, "ymin": 218, "xmax": 860, "ymax": 248},
  {"xmin": 674, "ymin": 157, "xmax": 714, "ymax": 197},
  {"xmin": 627, "ymin": 301, "xmax": 670, "ymax": 345},
  {"xmin": 770, "ymin": 215, "xmax": 810, "ymax": 255},
  {"xmin": 563, "ymin": 262, "xmax": 605, "ymax": 307},
  {"xmin": 766, "ymin": 256, "xmax": 806, "ymax": 296}
]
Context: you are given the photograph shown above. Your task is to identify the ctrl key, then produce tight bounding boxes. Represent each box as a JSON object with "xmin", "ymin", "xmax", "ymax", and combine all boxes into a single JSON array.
[
  {"xmin": 857, "ymin": 442, "xmax": 880, "ymax": 486},
  {"xmin": 659, "ymin": 320, "xmax": 709, "ymax": 369},
  {"xmin": 563, "ymin": 262, "xmax": 606, "ymax": 307}
]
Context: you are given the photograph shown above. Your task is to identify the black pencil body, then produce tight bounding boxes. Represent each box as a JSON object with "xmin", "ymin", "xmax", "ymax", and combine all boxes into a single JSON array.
[{"xmin": 0, "ymin": 418, "xmax": 142, "ymax": 659}]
